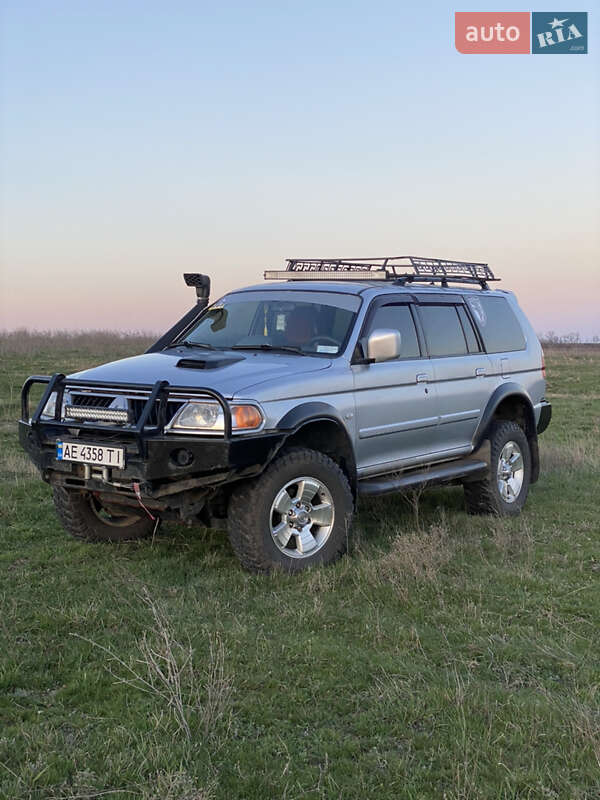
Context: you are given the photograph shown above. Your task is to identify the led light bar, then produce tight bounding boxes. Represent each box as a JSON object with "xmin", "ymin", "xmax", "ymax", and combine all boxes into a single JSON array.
[
  {"xmin": 264, "ymin": 270, "xmax": 387, "ymax": 281},
  {"xmin": 65, "ymin": 405, "xmax": 130, "ymax": 423}
]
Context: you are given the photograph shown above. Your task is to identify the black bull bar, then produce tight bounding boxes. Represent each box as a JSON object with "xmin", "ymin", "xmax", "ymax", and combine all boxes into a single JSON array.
[{"xmin": 20, "ymin": 373, "xmax": 233, "ymax": 455}]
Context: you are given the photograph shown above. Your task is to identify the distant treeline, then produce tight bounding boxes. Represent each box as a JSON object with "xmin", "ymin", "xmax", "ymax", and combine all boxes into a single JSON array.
[
  {"xmin": 0, "ymin": 329, "xmax": 157, "ymax": 356},
  {"xmin": 538, "ymin": 332, "xmax": 600, "ymax": 345},
  {"xmin": 1, "ymin": 328, "xmax": 598, "ymax": 356}
]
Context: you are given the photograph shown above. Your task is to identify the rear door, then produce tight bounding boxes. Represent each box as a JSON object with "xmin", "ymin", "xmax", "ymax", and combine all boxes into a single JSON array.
[
  {"xmin": 352, "ymin": 297, "xmax": 439, "ymax": 476},
  {"xmin": 415, "ymin": 297, "xmax": 492, "ymax": 454},
  {"xmin": 464, "ymin": 294, "xmax": 528, "ymax": 381}
]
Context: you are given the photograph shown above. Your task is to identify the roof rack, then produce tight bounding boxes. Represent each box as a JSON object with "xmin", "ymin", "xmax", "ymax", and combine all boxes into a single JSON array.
[{"xmin": 264, "ymin": 256, "xmax": 499, "ymax": 290}]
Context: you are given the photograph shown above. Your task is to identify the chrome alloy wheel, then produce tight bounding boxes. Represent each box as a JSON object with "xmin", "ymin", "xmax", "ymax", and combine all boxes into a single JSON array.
[
  {"xmin": 269, "ymin": 476, "xmax": 335, "ymax": 559},
  {"xmin": 496, "ymin": 441, "xmax": 525, "ymax": 504}
]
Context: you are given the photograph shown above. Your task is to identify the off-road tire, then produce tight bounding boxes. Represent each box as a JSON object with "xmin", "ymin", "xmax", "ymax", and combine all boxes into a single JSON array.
[
  {"xmin": 52, "ymin": 487, "xmax": 154, "ymax": 542},
  {"xmin": 227, "ymin": 447, "xmax": 353, "ymax": 573},
  {"xmin": 463, "ymin": 421, "xmax": 531, "ymax": 516}
]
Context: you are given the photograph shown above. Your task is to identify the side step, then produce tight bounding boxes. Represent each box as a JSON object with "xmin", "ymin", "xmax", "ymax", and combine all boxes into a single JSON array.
[{"xmin": 358, "ymin": 459, "xmax": 488, "ymax": 497}]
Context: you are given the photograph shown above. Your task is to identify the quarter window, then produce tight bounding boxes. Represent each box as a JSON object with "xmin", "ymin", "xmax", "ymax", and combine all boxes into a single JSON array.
[
  {"xmin": 419, "ymin": 305, "xmax": 468, "ymax": 357},
  {"xmin": 466, "ymin": 296, "xmax": 526, "ymax": 353},
  {"xmin": 366, "ymin": 304, "xmax": 420, "ymax": 359}
]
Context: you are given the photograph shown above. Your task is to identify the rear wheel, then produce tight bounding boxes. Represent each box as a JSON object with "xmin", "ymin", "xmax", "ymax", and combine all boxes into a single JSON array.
[
  {"xmin": 52, "ymin": 487, "xmax": 154, "ymax": 542},
  {"xmin": 463, "ymin": 421, "xmax": 531, "ymax": 516},
  {"xmin": 227, "ymin": 448, "xmax": 353, "ymax": 573}
]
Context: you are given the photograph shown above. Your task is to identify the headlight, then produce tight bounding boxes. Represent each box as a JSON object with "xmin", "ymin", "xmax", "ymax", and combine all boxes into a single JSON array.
[
  {"xmin": 174, "ymin": 402, "xmax": 223, "ymax": 430},
  {"xmin": 40, "ymin": 391, "xmax": 71, "ymax": 420},
  {"xmin": 169, "ymin": 401, "xmax": 263, "ymax": 433}
]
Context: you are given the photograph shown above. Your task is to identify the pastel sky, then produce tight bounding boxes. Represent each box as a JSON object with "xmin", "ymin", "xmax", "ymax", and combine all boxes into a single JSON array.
[{"xmin": 1, "ymin": 1, "xmax": 599, "ymax": 337}]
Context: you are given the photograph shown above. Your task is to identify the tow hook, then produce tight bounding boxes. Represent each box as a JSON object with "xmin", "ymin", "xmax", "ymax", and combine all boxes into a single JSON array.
[{"xmin": 133, "ymin": 481, "xmax": 157, "ymax": 521}]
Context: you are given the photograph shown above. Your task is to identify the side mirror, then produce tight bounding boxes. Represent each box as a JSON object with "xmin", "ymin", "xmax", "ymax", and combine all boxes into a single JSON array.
[{"xmin": 366, "ymin": 329, "xmax": 401, "ymax": 362}]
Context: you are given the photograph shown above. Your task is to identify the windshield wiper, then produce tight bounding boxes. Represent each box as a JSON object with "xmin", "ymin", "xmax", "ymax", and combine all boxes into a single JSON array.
[
  {"xmin": 180, "ymin": 340, "xmax": 218, "ymax": 350},
  {"xmin": 230, "ymin": 344, "xmax": 307, "ymax": 356}
]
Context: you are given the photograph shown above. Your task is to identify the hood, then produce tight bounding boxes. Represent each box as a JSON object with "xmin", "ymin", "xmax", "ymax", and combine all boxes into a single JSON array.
[{"xmin": 68, "ymin": 347, "xmax": 332, "ymax": 399}]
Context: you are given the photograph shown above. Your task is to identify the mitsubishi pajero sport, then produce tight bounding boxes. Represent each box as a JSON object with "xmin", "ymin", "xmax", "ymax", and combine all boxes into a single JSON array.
[{"xmin": 19, "ymin": 256, "xmax": 552, "ymax": 572}]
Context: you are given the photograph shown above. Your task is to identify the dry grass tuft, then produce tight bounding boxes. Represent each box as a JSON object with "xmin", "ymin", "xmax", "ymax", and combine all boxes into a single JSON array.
[
  {"xmin": 50, "ymin": 769, "xmax": 217, "ymax": 800},
  {"xmin": 74, "ymin": 589, "xmax": 233, "ymax": 741},
  {"xmin": 146, "ymin": 770, "xmax": 217, "ymax": 800},
  {"xmin": 570, "ymin": 699, "xmax": 600, "ymax": 769},
  {"xmin": 489, "ymin": 518, "xmax": 533, "ymax": 559},
  {"xmin": 537, "ymin": 687, "xmax": 600, "ymax": 769},
  {"xmin": 360, "ymin": 515, "xmax": 454, "ymax": 596},
  {"xmin": 0, "ymin": 448, "xmax": 38, "ymax": 484},
  {"xmin": 540, "ymin": 438, "xmax": 600, "ymax": 473}
]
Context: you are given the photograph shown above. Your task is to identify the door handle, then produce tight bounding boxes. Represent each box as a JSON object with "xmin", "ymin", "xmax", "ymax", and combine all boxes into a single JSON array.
[
  {"xmin": 416, "ymin": 373, "xmax": 428, "ymax": 383},
  {"xmin": 475, "ymin": 367, "xmax": 486, "ymax": 377}
]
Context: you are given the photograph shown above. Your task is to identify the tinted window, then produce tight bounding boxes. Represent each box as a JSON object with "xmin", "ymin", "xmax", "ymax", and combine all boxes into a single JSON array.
[
  {"xmin": 466, "ymin": 296, "xmax": 526, "ymax": 353},
  {"xmin": 366, "ymin": 304, "xmax": 420, "ymax": 359},
  {"xmin": 419, "ymin": 305, "xmax": 468, "ymax": 357},
  {"xmin": 457, "ymin": 306, "xmax": 481, "ymax": 353}
]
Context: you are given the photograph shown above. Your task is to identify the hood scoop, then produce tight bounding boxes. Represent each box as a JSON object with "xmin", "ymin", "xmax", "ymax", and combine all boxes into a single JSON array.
[{"xmin": 176, "ymin": 355, "xmax": 243, "ymax": 370}]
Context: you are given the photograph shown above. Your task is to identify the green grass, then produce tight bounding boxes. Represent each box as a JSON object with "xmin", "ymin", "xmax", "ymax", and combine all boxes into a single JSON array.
[{"xmin": 1, "ymin": 337, "xmax": 599, "ymax": 799}]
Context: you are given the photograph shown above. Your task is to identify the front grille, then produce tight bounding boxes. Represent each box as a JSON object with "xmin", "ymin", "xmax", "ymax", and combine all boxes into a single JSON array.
[
  {"xmin": 129, "ymin": 398, "xmax": 185, "ymax": 426},
  {"xmin": 63, "ymin": 387, "xmax": 195, "ymax": 429},
  {"xmin": 70, "ymin": 393, "xmax": 114, "ymax": 408}
]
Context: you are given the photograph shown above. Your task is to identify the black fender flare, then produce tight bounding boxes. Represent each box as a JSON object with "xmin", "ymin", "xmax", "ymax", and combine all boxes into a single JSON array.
[
  {"xmin": 277, "ymin": 401, "xmax": 347, "ymax": 432},
  {"xmin": 275, "ymin": 402, "xmax": 357, "ymax": 489},
  {"xmin": 473, "ymin": 383, "xmax": 535, "ymax": 448},
  {"xmin": 472, "ymin": 383, "xmax": 539, "ymax": 483}
]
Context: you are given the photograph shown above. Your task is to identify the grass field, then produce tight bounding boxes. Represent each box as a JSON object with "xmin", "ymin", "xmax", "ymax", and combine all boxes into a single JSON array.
[{"xmin": 1, "ymin": 333, "xmax": 599, "ymax": 799}]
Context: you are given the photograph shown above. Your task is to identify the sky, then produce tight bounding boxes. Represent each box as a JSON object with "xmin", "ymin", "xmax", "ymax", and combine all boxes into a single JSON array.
[{"xmin": 1, "ymin": 1, "xmax": 599, "ymax": 338}]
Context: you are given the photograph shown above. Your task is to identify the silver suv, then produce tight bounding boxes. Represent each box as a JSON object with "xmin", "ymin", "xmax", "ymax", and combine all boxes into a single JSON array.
[{"xmin": 19, "ymin": 256, "xmax": 552, "ymax": 573}]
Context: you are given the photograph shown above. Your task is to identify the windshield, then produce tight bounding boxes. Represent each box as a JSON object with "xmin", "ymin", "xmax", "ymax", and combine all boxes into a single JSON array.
[{"xmin": 182, "ymin": 291, "xmax": 360, "ymax": 356}]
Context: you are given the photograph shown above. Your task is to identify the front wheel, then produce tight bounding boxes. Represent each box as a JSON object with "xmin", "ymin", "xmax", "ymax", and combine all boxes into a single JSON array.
[
  {"xmin": 227, "ymin": 448, "xmax": 354, "ymax": 573},
  {"xmin": 463, "ymin": 420, "xmax": 531, "ymax": 516},
  {"xmin": 53, "ymin": 487, "xmax": 155, "ymax": 542}
]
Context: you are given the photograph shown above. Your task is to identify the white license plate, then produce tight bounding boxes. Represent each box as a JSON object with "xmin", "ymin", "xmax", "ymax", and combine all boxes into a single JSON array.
[{"xmin": 57, "ymin": 441, "xmax": 125, "ymax": 469}]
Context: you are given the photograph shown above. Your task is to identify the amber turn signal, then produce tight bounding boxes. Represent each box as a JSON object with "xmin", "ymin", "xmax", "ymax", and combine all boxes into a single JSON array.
[{"xmin": 231, "ymin": 405, "xmax": 263, "ymax": 430}]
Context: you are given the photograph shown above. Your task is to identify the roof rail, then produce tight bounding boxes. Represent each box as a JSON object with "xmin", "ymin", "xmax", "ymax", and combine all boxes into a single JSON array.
[{"xmin": 264, "ymin": 256, "xmax": 499, "ymax": 289}]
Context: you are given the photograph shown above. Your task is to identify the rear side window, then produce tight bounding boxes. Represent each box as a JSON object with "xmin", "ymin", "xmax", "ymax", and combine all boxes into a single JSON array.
[
  {"xmin": 366, "ymin": 304, "xmax": 420, "ymax": 358},
  {"xmin": 419, "ymin": 305, "xmax": 468, "ymax": 357},
  {"xmin": 466, "ymin": 296, "xmax": 526, "ymax": 353}
]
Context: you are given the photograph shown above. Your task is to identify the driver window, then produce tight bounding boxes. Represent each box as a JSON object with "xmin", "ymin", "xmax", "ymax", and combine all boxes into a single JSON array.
[
  {"xmin": 366, "ymin": 304, "xmax": 421, "ymax": 359},
  {"xmin": 258, "ymin": 301, "xmax": 355, "ymax": 354}
]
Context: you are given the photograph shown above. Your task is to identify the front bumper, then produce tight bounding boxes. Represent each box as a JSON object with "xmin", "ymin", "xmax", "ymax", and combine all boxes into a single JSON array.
[
  {"xmin": 19, "ymin": 419, "xmax": 284, "ymax": 491},
  {"xmin": 19, "ymin": 373, "xmax": 285, "ymax": 503}
]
